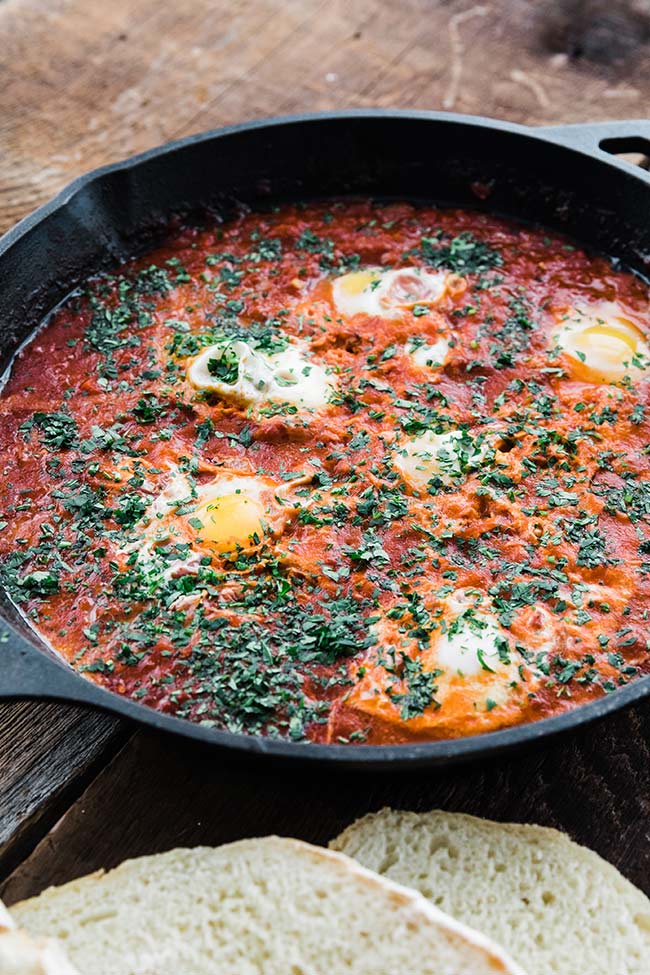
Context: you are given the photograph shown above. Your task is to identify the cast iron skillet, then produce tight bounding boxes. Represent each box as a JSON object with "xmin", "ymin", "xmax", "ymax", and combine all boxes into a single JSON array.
[{"xmin": 1, "ymin": 110, "xmax": 650, "ymax": 769}]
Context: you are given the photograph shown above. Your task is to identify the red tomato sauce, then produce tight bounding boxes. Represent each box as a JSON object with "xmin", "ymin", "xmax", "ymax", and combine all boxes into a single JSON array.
[{"xmin": 1, "ymin": 199, "xmax": 649, "ymax": 745}]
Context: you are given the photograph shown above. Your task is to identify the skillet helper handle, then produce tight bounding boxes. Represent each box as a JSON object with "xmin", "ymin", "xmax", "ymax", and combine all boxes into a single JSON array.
[
  {"xmin": 0, "ymin": 632, "xmax": 96, "ymax": 705},
  {"xmin": 537, "ymin": 119, "xmax": 650, "ymax": 161}
]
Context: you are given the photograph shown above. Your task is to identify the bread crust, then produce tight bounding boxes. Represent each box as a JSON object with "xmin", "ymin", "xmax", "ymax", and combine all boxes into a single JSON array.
[
  {"xmin": 11, "ymin": 837, "xmax": 526, "ymax": 975},
  {"xmin": 331, "ymin": 809, "xmax": 650, "ymax": 975}
]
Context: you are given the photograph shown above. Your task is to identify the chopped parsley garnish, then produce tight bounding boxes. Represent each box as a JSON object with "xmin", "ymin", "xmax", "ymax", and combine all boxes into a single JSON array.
[
  {"xmin": 3, "ymin": 199, "xmax": 647, "ymax": 747},
  {"xmin": 416, "ymin": 231, "xmax": 503, "ymax": 275},
  {"xmin": 206, "ymin": 344, "xmax": 240, "ymax": 384}
]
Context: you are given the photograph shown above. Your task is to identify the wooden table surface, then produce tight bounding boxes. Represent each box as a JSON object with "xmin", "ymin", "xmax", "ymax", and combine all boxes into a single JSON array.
[{"xmin": 2, "ymin": 0, "xmax": 650, "ymax": 906}]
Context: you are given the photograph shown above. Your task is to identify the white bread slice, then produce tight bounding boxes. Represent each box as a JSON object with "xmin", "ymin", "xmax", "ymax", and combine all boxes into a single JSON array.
[
  {"xmin": 331, "ymin": 809, "xmax": 650, "ymax": 975},
  {"xmin": 10, "ymin": 837, "xmax": 526, "ymax": 975},
  {"xmin": 0, "ymin": 903, "xmax": 12, "ymax": 930},
  {"xmin": 0, "ymin": 898, "xmax": 79, "ymax": 975}
]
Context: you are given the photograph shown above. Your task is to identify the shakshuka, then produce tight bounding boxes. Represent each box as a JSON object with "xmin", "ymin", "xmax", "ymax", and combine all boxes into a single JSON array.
[{"xmin": 2, "ymin": 200, "xmax": 650, "ymax": 745}]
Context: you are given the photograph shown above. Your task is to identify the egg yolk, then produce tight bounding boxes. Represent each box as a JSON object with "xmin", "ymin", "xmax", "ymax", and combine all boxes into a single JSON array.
[
  {"xmin": 192, "ymin": 493, "xmax": 266, "ymax": 554},
  {"xmin": 337, "ymin": 269, "xmax": 381, "ymax": 296},
  {"xmin": 568, "ymin": 320, "xmax": 644, "ymax": 381}
]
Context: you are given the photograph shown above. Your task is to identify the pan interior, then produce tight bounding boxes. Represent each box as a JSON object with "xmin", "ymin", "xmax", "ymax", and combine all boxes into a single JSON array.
[{"xmin": 1, "ymin": 112, "xmax": 650, "ymax": 761}]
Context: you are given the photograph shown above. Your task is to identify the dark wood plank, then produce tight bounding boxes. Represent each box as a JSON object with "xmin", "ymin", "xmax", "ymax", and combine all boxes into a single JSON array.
[
  {"xmin": 0, "ymin": 703, "xmax": 128, "ymax": 878},
  {"xmin": 4, "ymin": 698, "xmax": 650, "ymax": 905}
]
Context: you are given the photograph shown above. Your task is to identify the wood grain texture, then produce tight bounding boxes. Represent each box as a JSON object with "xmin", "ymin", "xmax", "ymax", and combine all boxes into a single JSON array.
[
  {"xmin": 4, "ymin": 699, "xmax": 650, "ymax": 905},
  {"xmin": 1, "ymin": 0, "xmax": 650, "ymax": 896},
  {"xmin": 0, "ymin": 703, "xmax": 128, "ymax": 877},
  {"xmin": 1, "ymin": 0, "xmax": 649, "ymax": 234}
]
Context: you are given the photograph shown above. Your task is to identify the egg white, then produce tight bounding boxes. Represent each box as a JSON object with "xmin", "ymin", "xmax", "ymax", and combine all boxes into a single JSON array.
[
  {"xmin": 433, "ymin": 591, "xmax": 510, "ymax": 680},
  {"xmin": 187, "ymin": 339, "xmax": 334, "ymax": 410},
  {"xmin": 393, "ymin": 428, "xmax": 482, "ymax": 491},
  {"xmin": 552, "ymin": 301, "xmax": 650, "ymax": 383},
  {"xmin": 332, "ymin": 266, "xmax": 456, "ymax": 320},
  {"xmin": 342, "ymin": 589, "xmax": 540, "ymax": 737},
  {"xmin": 421, "ymin": 590, "xmax": 531, "ymax": 715},
  {"xmin": 405, "ymin": 335, "xmax": 450, "ymax": 370}
]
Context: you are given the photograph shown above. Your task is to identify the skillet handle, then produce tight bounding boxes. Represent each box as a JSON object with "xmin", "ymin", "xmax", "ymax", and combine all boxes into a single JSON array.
[
  {"xmin": 0, "ymin": 630, "xmax": 105, "ymax": 706},
  {"xmin": 537, "ymin": 119, "xmax": 650, "ymax": 161}
]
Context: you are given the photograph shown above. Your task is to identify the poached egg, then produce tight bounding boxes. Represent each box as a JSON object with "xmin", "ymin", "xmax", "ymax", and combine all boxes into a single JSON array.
[
  {"xmin": 342, "ymin": 589, "xmax": 542, "ymax": 737},
  {"xmin": 132, "ymin": 469, "xmax": 299, "ymax": 567},
  {"xmin": 332, "ymin": 266, "xmax": 465, "ymax": 320},
  {"xmin": 551, "ymin": 301, "xmax": 650, "ymax": 384},
  {"xmin": 187, "ymin": 339, "xmax": 334, "ymax": 410},
  {"xmin": 393, "ymin": 429, "xmax": 483, "ymax": 491}
]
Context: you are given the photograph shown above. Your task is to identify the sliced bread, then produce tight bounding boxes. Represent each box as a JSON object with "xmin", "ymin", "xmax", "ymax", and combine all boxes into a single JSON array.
[
  {"xmin": 331, "ymin": 808, "xmax": 650, "ymax": 975},
  {"xmin": 10, "ymin": 837, "xmax": 525, "ymax": 975},
  {"xmin": 0, "ymin": 898, "xmax": 79, "ymax": 975}
]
